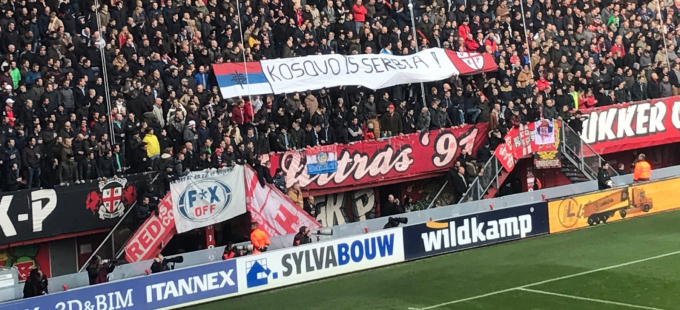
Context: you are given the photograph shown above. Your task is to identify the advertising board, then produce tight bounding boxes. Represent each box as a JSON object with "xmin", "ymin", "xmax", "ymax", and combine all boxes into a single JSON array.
[
  {"xmin": 0, "ymin": 259, "xmax": 238, "ymax": 310},
  {"xmin": 0, "ymin": 174, "xmax": 147, "ymax": 245},
  {"xmin": 237, "ymin": 229, "xmax": 404, "ymax": 294},
  {"xmin": 547, "ymin": 178, "xmax": 679, "ymax": 233},
  {"xmin": 401, "ymin": 203, "xmax": 549, "ymax": 260}
]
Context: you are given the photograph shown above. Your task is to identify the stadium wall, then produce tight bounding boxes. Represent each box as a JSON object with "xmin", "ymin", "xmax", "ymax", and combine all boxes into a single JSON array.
[{"xmin": 5, "ymin": 174, "xmax": 680, "ymax": 309}]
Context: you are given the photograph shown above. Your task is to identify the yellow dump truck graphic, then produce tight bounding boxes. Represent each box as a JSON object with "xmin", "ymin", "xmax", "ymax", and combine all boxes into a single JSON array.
[{"xmin": 557, "ymin": 187, "xmax": 653, "ymax": 227}]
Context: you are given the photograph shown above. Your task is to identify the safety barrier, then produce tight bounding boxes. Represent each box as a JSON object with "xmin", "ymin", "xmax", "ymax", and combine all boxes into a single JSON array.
[
  {"xmin": 3, "ymin": 165, "xmax": 680, "ymax": 305},
  {"xmin": 4, "ymin": 171, "xmax": 680, "ymax": 309}
]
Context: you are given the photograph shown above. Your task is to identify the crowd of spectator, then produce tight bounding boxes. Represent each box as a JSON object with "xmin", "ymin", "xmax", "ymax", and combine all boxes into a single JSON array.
[{"xmin": 0, "ymin": 0, "xmax": 678, "ymax": 194}]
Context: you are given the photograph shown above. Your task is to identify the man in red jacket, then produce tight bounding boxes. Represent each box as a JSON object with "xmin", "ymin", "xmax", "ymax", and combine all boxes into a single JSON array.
[
  {"xmin": 231, "ymin": 99, "xmax": 254, "ymax": 131},
  {"xmin": 352, "ymin": 0, "xmax": 367, "ymax": 34},
  {"xmin": 464, "ymin": 33, "xmax": 479, "ymax": 52}
]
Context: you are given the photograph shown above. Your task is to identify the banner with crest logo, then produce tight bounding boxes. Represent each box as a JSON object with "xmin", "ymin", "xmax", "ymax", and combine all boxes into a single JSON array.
[
  {"xmin": 306, "ymin": 145, "xmax": 338, "ymax": 175},
  {"xmin": 213, "ymin": 49, "xmax": 497, "ymax": 98},
  {"xmin": 170, "ymin": 166, "xmax": 247, "ymax": 234}
]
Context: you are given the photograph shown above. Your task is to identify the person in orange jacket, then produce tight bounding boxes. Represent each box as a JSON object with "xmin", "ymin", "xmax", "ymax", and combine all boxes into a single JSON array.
[
  {"xmin": 633, "ymin": 154, "xmax": 651, "ymax": 182},
  {"xmin": 250, "ymin": 222, "xmax": 270, "ymax": 252}
]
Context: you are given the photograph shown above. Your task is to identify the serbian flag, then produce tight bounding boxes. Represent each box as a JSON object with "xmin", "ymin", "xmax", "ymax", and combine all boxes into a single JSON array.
[{"xmin": 213, "ymin": 62, "xmax": 273, "ymax": 97}]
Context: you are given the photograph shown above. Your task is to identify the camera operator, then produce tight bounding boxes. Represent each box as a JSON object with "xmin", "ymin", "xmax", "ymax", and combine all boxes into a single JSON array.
[
  {"xmin": 150, "ymin": 254, "xmax": 184, "ymax": 273},
  {"xmin": 384, "ymin": 217, "xmax": 408, "ymax": 229},
  {"xmin": 293, "ymin": 226, "xmax": 313, "ymax": 246},
  {"xmin": 381, "ymin": 195, "xmax": 404, "ymax": 217},
  {"xmin": 222, "ymin": 243, "xmax": 242, "ymax": 260},
  {"xmin": 151, "ymin": 254, "xmax": 170, "ymax": 273},
  {"xmin": 86, "ymin": 256, "xmax": 116, "ymax": 285},
  {"xmin": 23, "ymin": 268, "xmax": 48, "ymax": 298}
]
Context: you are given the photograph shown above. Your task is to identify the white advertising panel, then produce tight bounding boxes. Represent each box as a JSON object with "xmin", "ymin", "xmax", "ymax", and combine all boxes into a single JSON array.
[{"xmin": 236, "ymin": 229, "xmax": 405, "ymax": 294}]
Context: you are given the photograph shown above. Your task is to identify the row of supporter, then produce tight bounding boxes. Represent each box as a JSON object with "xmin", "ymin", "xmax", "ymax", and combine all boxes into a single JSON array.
[{"xmin": 0, "ymin": 0, "xmax": 679, "ymax": 195}]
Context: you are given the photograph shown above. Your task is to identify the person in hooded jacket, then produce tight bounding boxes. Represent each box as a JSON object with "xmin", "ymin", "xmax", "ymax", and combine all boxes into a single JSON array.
[
  {"xmin": 598, "ymin": 162, "xmax": 613, "ymax": 190},
  {"xmin": 3, "ymin": 162, "xmax": 20, "ymax": 191},
  {"xmin": 403, "ymin": 109, "xmax": 416, "ymax": 134},
  {"xmin": 79, "ymin": 152, "xmax": 101, "ymax": 181},
  {"xmin": 86, "ymin": 256, "xmax": 115, "ymax": 285}
]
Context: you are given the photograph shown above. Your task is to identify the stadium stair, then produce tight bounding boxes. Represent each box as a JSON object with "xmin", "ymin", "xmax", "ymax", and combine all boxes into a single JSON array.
[
  {"xmin": 559, "ymin": 154, "xmax": 593, "ymax": 183},
  {"xmin": 484, "ymin": 163, "xmax": 510, "ymax": 199},
  {"xmin": 460, "ymin": 122, "xmax": 615, "ymax": 202},
  {"xmin": 558, "ymin": 122, "xmax": 615, "ymax": 183},
  {"xmin": 458, "ymin": 155, "xmax": 517, "ymax": 203}
]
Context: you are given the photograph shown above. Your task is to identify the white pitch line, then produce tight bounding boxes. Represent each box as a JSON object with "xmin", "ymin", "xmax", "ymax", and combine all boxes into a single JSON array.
[
  {"xmin": 518, "ymin": 288, "xmax": 666, "ymax": 310},
  {"xmin": 410, "ymin": 249, "xmax": 680, "ymax": 310}
]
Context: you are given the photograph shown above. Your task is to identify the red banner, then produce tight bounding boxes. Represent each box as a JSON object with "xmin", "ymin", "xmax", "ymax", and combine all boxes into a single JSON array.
[
  {"xmin": 245, "ymin": 166, "xmax": 321, "ymax": 236},
  {"xmin": 495, "ymin": 135, "xmax": 515, "ymax": 171},
  {"xmin": 494, "ymin": 123, "xmax": 536, "ymax": 171},
  {"xmin": 444, "ymin": 50, "xmax": 498, "ymax": 75},
  {"xmin": 580, "ymin": 96, "xmax": 680, "ymax": 154},
  {"xmin": 265, "ymin": 124, "xmax": 488, "ymax": 196},
  {"xmin": 124, "ymin": 193, "xmax": 176, "ymax": 263}
]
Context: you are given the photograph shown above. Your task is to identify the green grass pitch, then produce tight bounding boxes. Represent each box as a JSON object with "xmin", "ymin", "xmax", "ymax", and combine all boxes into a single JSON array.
[{"xmin": 185, "ymin": 209, "xmax": 680, "ymax": 310}]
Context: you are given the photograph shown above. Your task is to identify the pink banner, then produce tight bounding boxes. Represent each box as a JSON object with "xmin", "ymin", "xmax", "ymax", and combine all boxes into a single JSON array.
[{"xmin": 246, "ymin": 166, "xmax": 321, "ymax": 237}]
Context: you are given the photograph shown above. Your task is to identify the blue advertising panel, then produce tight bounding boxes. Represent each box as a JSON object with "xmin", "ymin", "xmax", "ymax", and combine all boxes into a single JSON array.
[
  {"xmin": 0, "ymin": 259, "xmax": 238, "ymax": 310},
  {"xmin": 402, "ymin": 202, "xmax": 549, "ymax": 260}
]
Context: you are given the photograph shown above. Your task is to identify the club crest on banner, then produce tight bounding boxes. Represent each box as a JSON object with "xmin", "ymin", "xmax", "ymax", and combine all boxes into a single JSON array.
[
  {"xmin": 177, "ymin": 179, "xmax": 233, "ymax": 222},
  {"xmin": 456, "ymin": 52, "xmax": 485, "ymax": 70},
  {"xmin": 170, "ymin": 166, "xmax": 247, "ymax": 234},
  {"xmin": 85, "ymin": 177, "xmax": 137, "ymax": 220},
  {"xmin": 535, "ymin": 119, "xmax": 556, "ymax": 145}
]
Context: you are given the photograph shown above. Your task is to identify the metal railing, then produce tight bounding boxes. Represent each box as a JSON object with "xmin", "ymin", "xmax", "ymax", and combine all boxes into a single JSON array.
[
  {"xmin": 456, "ymin": 156, "xmax": 503, "ymax": 204},
  {"xmin": 561, "ymin": 122, "xmax": 619, "ymax": 179},
  {"xmin": 454, "ymin": 120, "xmax": 619, "ymax": 205}
]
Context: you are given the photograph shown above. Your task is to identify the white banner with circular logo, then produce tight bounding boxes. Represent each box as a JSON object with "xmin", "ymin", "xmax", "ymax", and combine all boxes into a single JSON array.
[{"xmin": 170, "ymin": 166, "xmax": 247, "ymax": 234}]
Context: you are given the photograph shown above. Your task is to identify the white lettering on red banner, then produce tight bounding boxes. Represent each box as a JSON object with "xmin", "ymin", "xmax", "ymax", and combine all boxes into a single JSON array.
[
  {"xmin": 124, "ymin": 194, "xmax": 176, "ymax": 262},
  {"xmin": 580, "ymin": 97, "xmax": 680, "ymax": 154},
  {"xmin": 268, "ymin": 125, "xmax": 488, "ymax": 194}
]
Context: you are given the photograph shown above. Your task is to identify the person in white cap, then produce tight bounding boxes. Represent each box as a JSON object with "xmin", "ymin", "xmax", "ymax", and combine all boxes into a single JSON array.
[
  {"xmin": 5, "ymin": 98, "xmax": 15, "ymax": 126},
  {"xmin": 183, "ymin": 120, "xmax": 197, "ymax": 151}
]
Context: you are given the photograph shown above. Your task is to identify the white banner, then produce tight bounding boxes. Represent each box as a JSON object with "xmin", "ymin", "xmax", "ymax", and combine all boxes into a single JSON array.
[
  {"xmin": 216, "ymin": 49, "xmax": 459, "ymax": 98},
  {"xmin": 534, "ymin": 119, "xmax": 556, "ymax": 145},
  {"xmin": 171, "ymin": 166, "xmax": 247, "ymax": 234}
]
